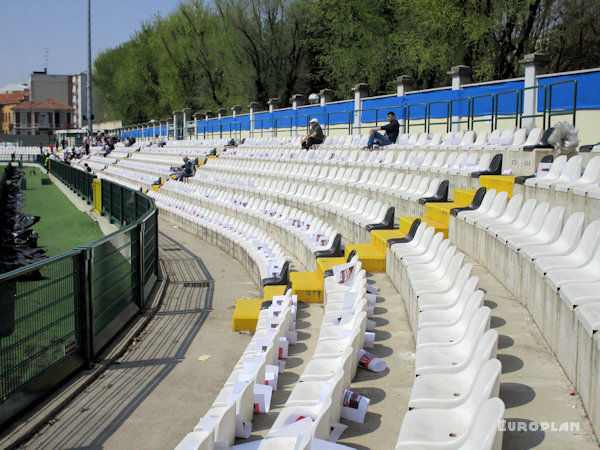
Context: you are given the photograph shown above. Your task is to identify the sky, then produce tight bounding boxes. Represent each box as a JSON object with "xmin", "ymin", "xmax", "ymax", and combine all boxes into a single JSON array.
[{"xmin": 0, "ymin": 0, "xmax": 187, "ymax": 90}]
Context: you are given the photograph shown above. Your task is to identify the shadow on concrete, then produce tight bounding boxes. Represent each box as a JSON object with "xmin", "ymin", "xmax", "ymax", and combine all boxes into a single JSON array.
[
  {"xmin": 500, "ymin": 383, "xmax": 536, "ymax": 408},
  {"xmin": 497, "ymin": 354, "xmax": 525, "ymax": 374},
  {"xmin": 484, "ymin": 300, "xmax": 498, "ymax": 309},
  {"xmin": 373, "ymin": 306, "xmax": 388, "ymax": 315},
  {"xmin": 491, "ymin": 316, "xmax": 507, "ymax": 328},
  {"xmin": 372, "ymin": 316, "xmax": 389, "ymax": 327},
  {"xmin": 375, "ymin": 329, "xmax": 392, "ymax": 342},
  {"xmin": 349, "ymin": 387, "xmax": 387, "ymax": 405},
  {"xmin": 501, "ymin": 418, "xmax": 545, "ymax": 449},
  {"xmin": 340, "ymin": 412, "xmax": 382, "ymax": 438},
  {"xmin": 498, "ymin": 334, "xmax": 515, "ymax": 350}
]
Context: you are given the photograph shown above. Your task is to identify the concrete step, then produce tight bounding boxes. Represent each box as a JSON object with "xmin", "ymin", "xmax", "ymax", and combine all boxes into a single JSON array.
[
  {"xmin": 479, "ymin": 174, "xmax": 518, "ymax": 198},
  {"xmin": 344, "ymin": 243, "xmax": 386, "ymax": 273},
  {"xmin": 290, "ymin": 271, "xmax": 323, "ymax": 303},
  {"xmin": 399, "ymin": 216, "xmax": 448, "ymax": 238}
]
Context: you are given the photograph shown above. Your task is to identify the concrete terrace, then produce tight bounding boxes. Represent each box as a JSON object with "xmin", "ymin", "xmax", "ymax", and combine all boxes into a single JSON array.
[{"xmin": 1, "ymin": 212, "xmax": 596, "ymax": 449}]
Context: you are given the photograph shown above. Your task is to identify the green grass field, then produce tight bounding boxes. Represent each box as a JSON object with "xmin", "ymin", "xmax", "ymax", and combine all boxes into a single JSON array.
[{"xmin": 19, "ymin": 166, "xmax": 104, "ymax": 256}]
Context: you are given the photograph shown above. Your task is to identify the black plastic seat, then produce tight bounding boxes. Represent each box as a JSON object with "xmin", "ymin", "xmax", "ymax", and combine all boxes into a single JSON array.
[
  {"xmin": 314, "ymin": 234, "xmax": 342, "ymax": 258},
  {"xmin": 387, "ymin": 218, "xmax": 422, "ymax": 246},
  {"xmin": 418, "ymin": 180, "xmax": 449, "ymax": 205},
  {"xmin": 470, "ymin": 154, "xmax": 502, "ymax": 178},
  {"xmin": 261, "ymin": 261, "xmax": 289, "ymax": 287},
  {"xmin": 366, "ymin": 207, "xmax": 395, "ymax": 232},
  {"xmin": 450, "ymin": 187, "xmax": 486, "ymax": 216}
]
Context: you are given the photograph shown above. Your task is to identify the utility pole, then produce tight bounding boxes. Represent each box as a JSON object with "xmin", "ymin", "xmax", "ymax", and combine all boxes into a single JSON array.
[{"xmin": 87, "ymin": 0, "xmax": 93, "ymax": 137}]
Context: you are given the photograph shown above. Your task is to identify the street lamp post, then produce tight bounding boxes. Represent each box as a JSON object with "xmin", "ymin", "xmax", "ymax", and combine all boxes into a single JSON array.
[{"xmin": 87, "ymin": 0, "xmax": 93, "ymax": 138}]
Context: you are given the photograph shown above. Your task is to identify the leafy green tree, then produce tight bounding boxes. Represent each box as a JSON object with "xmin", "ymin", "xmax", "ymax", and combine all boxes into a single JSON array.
[{"xmin": 214, "ymin": 0, "xmax": 311, "ymax": 107}]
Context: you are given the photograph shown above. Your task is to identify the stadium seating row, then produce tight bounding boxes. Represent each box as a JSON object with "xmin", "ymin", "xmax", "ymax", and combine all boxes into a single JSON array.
[
  {"xmin": 160, "ymin": 179, "xmax": 340, "ymax": 271},
  {"xmin": 149, "ymin": 191, "xmax": 289, "ymax": 283},
  {"xmin": 386, "ymin": 223, "xmax": 504, "ymax": 448},
  {"xmin": 449, "ymin": 186, "xmax": 600, "ymax": 436}
]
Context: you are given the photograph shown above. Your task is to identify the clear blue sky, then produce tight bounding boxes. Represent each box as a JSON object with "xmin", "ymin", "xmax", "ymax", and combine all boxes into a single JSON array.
[{"xmin": 0, "ymin": 0, "xmax": 186, "ymax": 90}]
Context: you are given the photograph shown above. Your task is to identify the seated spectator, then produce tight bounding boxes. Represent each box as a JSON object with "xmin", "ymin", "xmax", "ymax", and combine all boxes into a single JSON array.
[
  {"xmin": 365, "ymin": 111, "xmax": 400, "ymax": 149},
  {"xmin": 301, "ymin": 118, "xmax": 324, "ymax": 150},
  {"xmin": 83, "ymin": 163, "xmax": 92, "ymax": 173},
  {"xmin": 172, "ymin": 156, "xmax": 194, "ymax": 182},
  {"xmin": 156, "ymin": 134, "xmax": 166, "ymax": 147}
]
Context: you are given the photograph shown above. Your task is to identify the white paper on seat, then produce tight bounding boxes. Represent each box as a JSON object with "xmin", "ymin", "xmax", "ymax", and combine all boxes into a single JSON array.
[
  {"xmin": 342, "ymin": 292, "xmax": 359, "ymax": 310},
  {"xmin": 328, "ymin": 422, "xmax": 348, "ymax": 442},
  {"xmin": 254, "ymin": 383, "xmax": 273, "ymax": 413},
  {"xmin": 235, "ymin": 415, "xmax": 252, "ymax": 439},
  {"xmin": 265, "ymin": 364, "xmax": 279, "ymax": 390},
  {"xmin": 340, "ymin": 389, "xmax": 370, "ymax": 423},
  {"xmin": 333, "ymin": 262, "xmax": 354, "ymax": 283}
]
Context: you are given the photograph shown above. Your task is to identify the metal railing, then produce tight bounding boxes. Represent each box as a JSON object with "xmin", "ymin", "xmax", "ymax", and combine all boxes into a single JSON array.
[
  {"xmin": 196, "ymin": 121, "xmax": 242, "ymax": 140},
  {"xmin": 50, "ymin": 160, "xmax": 95, "ymax": 203},
  {"xmin": 549, "ymin": 79, "xmax": 577, "ymax": 126},
  {"xmin": 0, "ymin": 162, "xmax": 158, "ymax": 428}
]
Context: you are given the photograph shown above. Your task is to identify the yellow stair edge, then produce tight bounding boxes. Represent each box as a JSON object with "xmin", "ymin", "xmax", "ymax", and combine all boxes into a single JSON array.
[
  {"xmin": 453, "ymin": 189, "xmax": 478, "ymax": 205},
  {"xmin": 426, "ymin": 202, "xmax": 469, "ymax": 225},
  {"xmin": 316, "ymin": 256, "xmax": 347, "ymax": 280},
  {"xmin": 479, "ymin": 175, "xmax": 517, "ymax": 198},
  {"xmin": 344, "ymin": 244, "xmax": 386, "ymax": 273},
  {"xmin": 232, "ymin": 298, "xmax": 264, "ymax": 332},
  {"xmin": 290, "ymin": 272, "xmax": 323, "ymax": 303},
  {"xmin": 263, "ymin": 285, "xmax": 288, "ymax": 301},
  {"xmin": 399, "ymin": 216, "xmax": 448, "ymax": 239},
  {"xmin": 370, "ymin": 229, "xmax": 408, "ymax": 252}
]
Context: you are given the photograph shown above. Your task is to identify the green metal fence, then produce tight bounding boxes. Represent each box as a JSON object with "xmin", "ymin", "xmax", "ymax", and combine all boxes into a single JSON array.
[
  {"xmin": 0, "ymin": 163, "xmax": 158, "ymax": 428},
  {"xmin": 50, "ymin": 160, "xmax": 95, "ymax": 203}
]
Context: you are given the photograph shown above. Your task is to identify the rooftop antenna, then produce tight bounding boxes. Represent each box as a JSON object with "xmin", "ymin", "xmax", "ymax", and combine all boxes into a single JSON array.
[{"xmin": 43, "ymin": 48, "xmax": 50, "ymax": 72}]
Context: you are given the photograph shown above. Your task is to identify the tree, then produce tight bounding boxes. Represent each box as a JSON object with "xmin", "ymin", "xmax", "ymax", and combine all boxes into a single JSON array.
[
  {"xmin": 305, "ymin": 0, "xmax": 401, "ymax": 96},
  {"xmin": 214, "ymin": 0, "xmax": 311, "ymax": 107}
]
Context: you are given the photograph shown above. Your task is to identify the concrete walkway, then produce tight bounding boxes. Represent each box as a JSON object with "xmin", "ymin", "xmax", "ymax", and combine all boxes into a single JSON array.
[{"xmin": 21, "ymin": 220, "xmax": 259, "ymax": 449}]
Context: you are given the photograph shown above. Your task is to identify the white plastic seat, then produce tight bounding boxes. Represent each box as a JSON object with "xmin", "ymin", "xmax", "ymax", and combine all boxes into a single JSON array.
[
  {"xmin": 418, "ymin": 270, "xmax": 478, "ymax": 312},
  {"xmin": 524, "ymin": 155, "xmax": 567, "ymax": 187},
  {"xmin": 506, "ymin": 206, "xmax": 564, "ymax": 252},
  {"xmin": 414, "ymin": 328, "xmax": 498, "ymax": 376},
  {"xmin": 457, "ymin": 189, "xmax": 498, "ymax": 223},
  {"xmin": 497, "ymin": 202, "xmax": 550, "ymax": 244},
  {"xmin": 487, "ymin": 198, "xmax": 537, "ymax": 238},
  {"xmin": 396, "ymin": 363, "xmax": 502, "ymax": 448},
  {"xmin": 476, "ymin": 194, "xmax": 522, "ymax": 231},
  {"xmin": 535, "ymin": 155, "xmax": 582, "ymax": 189},
  {"xmin": 520, "ymin": 212, "xmax": 585, "ymax": 262},
  {"xmin": 267, "ymin": 398, "xmax": 333, "ymax": 441},
  {"xmin": 419, "ymin": 290, "xmax": 485, "ymax": 329},
  {"xmin": 545, "ymin": 242, "xmax": 600, "ymax": 292},
  {"xmin": 558, "ymin": 156, "xmax": 600, "ymax": 194},
  {"xmin": 416, "ymin": 306, "xmax": 490, "ymax": 348},
  {"xmin": 408, "ymin": 357, "xmax": 501, "ymax": 410}
]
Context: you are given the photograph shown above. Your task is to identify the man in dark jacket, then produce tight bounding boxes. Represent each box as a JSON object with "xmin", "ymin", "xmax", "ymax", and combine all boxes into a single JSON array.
[
  {"xmin": 177, "ymin": 157, "xmax": 194, "ymax": 181},
  {"xmin": 365, "ymin": 111, "xmax": 400, "ymax": 149}
]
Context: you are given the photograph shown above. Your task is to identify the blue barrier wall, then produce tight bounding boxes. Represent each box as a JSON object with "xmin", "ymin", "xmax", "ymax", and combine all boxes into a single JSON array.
[{"xmin": 120, "ymin": 69, "xmax": 598, "ymax": 139}]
